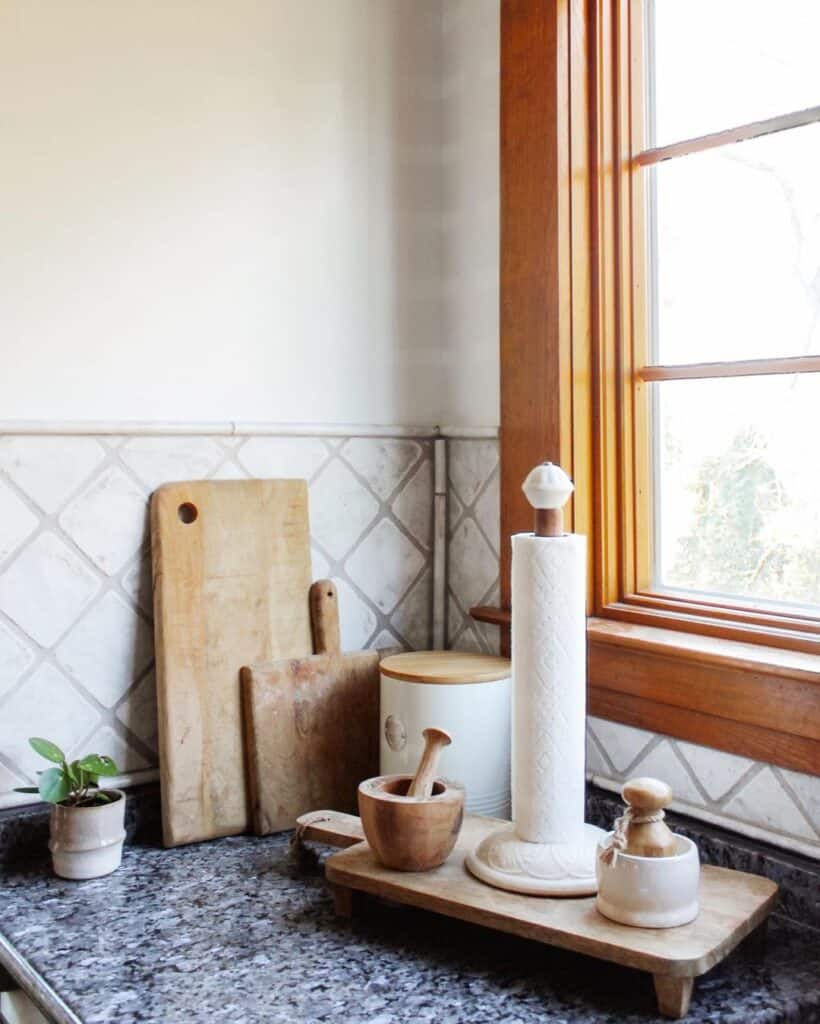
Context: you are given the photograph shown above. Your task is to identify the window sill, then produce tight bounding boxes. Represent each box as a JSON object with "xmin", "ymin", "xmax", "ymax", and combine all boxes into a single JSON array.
[{"xmin": 470, "ymin": 606, "xmax": 819, "ymax": 774}]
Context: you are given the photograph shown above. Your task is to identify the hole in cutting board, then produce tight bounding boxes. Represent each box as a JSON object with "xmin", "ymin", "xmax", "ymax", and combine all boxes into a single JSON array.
[{"xmin": 177, "ymin": 502, "xmax": 198, "ymax": 524}]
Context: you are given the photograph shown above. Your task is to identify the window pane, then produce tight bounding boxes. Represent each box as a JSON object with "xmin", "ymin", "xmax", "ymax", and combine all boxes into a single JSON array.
[
  {"xmin": 648, "ymin": 0, "xmax": 820, "ymax": 147},
  {"xmin": 653, "ymin": 373, "xmax": 820, "ymax": 612},
  {"xmin": 649, "ymin": 122, "xmax": 820, "ymax": 365}
]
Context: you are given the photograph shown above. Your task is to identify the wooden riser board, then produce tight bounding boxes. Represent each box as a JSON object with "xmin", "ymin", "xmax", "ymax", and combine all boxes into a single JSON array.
[{"xmin": 323, "ymin": 814, "xmax": 778, "ymax": 1020}]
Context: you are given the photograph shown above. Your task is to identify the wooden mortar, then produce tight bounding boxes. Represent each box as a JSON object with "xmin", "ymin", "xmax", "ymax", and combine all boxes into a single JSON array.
[{"xmin": 358, "ymin": 727, "xmax": 464, "ymax": 871}]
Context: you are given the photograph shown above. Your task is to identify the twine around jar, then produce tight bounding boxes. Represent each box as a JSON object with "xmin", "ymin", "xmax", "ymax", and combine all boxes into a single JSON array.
[{"xmin": 598, "ymin": 806, "xmax": 665, "ymax": 867}]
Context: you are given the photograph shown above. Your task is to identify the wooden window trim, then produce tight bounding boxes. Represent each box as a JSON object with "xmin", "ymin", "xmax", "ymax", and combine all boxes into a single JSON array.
[{"xmin": 485, "ymin": 0, "xmax": 820, "ymax": 775}]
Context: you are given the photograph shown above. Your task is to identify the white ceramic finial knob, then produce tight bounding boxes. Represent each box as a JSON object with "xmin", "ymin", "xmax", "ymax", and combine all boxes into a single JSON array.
[{"xmin": 522, "ymin": 462, "xmax": 574, "ymax": 510}]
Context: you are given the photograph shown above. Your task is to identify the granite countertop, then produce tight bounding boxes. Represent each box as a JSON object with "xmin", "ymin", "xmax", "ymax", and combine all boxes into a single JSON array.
[{"xmin": 1, "ymin": 792, "xmax": 818, "ymax": 1024}]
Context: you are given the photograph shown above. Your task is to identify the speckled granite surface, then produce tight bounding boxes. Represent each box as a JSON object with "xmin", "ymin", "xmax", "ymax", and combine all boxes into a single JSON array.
[{"xmin": 1, "ymin": 821, "xmax": 819, "ymax": 1024}]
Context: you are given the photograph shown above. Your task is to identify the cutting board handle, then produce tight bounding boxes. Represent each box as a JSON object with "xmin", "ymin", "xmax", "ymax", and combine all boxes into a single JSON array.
[{"xmin": 310, "ymin": 579, "xmax": 341, "ymax": 655}]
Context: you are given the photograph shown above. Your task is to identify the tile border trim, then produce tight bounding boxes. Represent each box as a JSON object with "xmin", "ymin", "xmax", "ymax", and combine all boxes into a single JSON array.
[{"xmin": 0, "ymin": 421, "xmax": 500, "ymax": 439}]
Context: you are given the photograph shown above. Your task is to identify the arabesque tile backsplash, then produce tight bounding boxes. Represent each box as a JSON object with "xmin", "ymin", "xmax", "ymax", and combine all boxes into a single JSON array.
[
  {"xmin": 0, "ymin": 433, "xmax": 434, "ymax": 803},
  {"xmin": 0, "ymin": 431, "xmax": 817, "ymax": 859}
]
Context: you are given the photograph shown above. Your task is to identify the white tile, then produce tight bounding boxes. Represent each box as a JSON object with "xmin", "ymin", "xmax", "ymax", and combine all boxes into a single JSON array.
[
  {"xmin": 448, "ymin": 517, "xmax": 498, "ymax": 609},
  {"xmin": 0, "ymin": 663, "xmax": 98, "ymax": 776},
  {"xmin": 0, "ymin": 761, "xmax": 26, "ymax": 791},
  {"xmin": 473, "ymin": 468, "xmax": 499, "ymax": 554},
  {"xmin": 237, "ymin": 437, "xmax": 329, "ymax": 481},
  {"xmin": 777, "ymin": 768, "xmax": 820, "ymax": 837},
  {"xmin": 0, "ymin": 437, "xmax": 105, "ymax": 513},
  {"xmin": 0, "ymin": 620, "xmax": 35, "ymax": 700},
  {"xmin": 60, "ymin": 467, "xmax": 148, "ymax": 574},
  {"xmin": 309, "ymin": 460, "xmax": 379, "ymax": 560},
  {"xmin": 447, "ymin": 592, "xmax": 467, "ymax": 646},
  {"xmin": 56, "ymin": 593, "xmax": 153, "ymax": 708},
  {"xmin": 392, "ymin": 459, "xmax": 433, "ymax": 548},
  {"xmin": 310, "ymin": 545, "xmax": 332, "ymax": 581},
  {"xmin": 723, "ymin": 767, "xmax": 816, "ymax": 841},
  {"xmin": 341, "ymin": 439, "xmax": 422, "ymax": 500},
  {"xmin": 346, "ymin": 520, "xmax": 426, "ymax": 615},
  {"xmin": 0, "ymin": 480, "xmax": 38, "ymax": 564},
  {"xmin": 333, "ymin": 578, "xmax": 378, "ymax": 651},
  {"xmin": 585, "ymin": 728, "xmax": 611, "ymax": 778},
  {"xmin": 451, "ymin": 625, "xmax": 483, "ymax": 653},
  {"xmin": 447, "ymin": 490, "xmax": 464, "ymax": 535},
  {"xmin": 474, "ymin": 619, "xmax": 501, "ymax": 655},
  {"xmin": 587, "ymin": 717, "xmax": 656, "ymax": 775},
  {"xmin": 119, "ymin": 437, "xmax": 224, "ymax": 492},
  {"xmin": 0, "ymin": 532, "xmax": 100, "ymax": 646},
  {"xmin": 448, "ymin": 439, "xmax": 498, "ymax": 506},
  {"xmin": 81, "ymin": 724, "xmax": 150, "ymax": 773},
  {"xmin": 116, "ymin": 670, "xmax": 158, "ymax": 755},
  {"xmin": 121, "ymin": 552, "xmax": 153, "ymax": 616},
  {"xmin": 675, "ymin": 741, "xmax": 755, "ymax": 803},
  {"xmin": 390, "ymin": 569, "xmax": 432, "ymax": 650},
  {"xmin": 208, "ymin": 460, "xmax": 248, "ymax": 480},
  {"xmin": 630, "ymin": 740, "xmax": 705, "ymax": 807},
  {"xmin": 371, "ymin": 627, "xmax": 405, "ymax": 653}
]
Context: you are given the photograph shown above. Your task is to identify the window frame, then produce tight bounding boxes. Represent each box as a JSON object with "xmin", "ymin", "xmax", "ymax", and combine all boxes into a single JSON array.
[
  {"xmin": 614, "ymin": 0, "xmax": 820, "ymax": 654},
  {"xmin": 472, "ymin": 0, "xmax": 819, "ymax": 776}
]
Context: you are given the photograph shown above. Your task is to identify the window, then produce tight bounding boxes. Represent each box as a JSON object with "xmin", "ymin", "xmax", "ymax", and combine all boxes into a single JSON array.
[
  {"xmin": 478, "ymin": 0, "xmax": 819, "ymax": 775},
  {"xmin": 634, "ymin": 0, "xmax": 820, "ymax": 637}
]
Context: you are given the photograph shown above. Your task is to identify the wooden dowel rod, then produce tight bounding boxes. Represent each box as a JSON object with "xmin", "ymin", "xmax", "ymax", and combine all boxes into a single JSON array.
[{"xmin": 534, "ymin": 508, "xmax": 563, "ymax": 537}]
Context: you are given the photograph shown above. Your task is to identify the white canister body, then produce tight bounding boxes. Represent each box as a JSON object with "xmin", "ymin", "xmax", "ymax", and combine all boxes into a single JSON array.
[{"xmin": 379, "ymin": 653, "xmax": 511, "ymax": 819}]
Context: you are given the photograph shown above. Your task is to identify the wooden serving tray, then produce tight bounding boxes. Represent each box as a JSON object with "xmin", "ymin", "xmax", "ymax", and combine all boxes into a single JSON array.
[{"xmin": 299, "ymin": 812, "xmax": 778, "ymax": 1019}]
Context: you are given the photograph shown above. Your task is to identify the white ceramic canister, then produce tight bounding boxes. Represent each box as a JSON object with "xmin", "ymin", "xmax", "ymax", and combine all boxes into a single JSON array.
[{"xmin": 379, "ymin": 651, "xmax": 511, "ymax": 818}]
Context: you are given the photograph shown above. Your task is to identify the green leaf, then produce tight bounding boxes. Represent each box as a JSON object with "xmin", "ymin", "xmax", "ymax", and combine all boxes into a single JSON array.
[
  {"xmin": 38, "ymin": 767, "xmax": 72, "ymax": 804},
  {"xmin": 76, "ymin": 754, "xmax": 119, "ymax": 777},
  {"xmin": 29, "ymin": 737, "xmax": 65, "ymax": 764},
  {"xmin": 13, "ymin": 787, "xmax": 39, "ymax": 794},
  {"xmin": 94, "ymin": 791, "xmax": 112, "ymax": 804},
  {"xmin": 66, "ymin": 761, "xmax": 81, "ymax": 787}
]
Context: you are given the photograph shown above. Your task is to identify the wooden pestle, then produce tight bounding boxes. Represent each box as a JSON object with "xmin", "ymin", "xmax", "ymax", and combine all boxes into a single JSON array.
[
  {"xmin": 621, "ymin": 777, "xmax": 677, "ymax": 857},
  {"xmin": 406, "ymin": 728, "xmax": 452, "ymax": 799}
]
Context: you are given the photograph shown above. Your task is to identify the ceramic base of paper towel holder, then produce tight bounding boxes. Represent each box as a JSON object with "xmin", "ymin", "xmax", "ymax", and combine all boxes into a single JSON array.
[{"xmin": 465, "ymin": 822, "xmax": 606, "ymax": 895}]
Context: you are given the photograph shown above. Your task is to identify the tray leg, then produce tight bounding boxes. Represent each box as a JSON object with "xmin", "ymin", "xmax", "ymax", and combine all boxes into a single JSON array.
[
  {"xmin": 653, "ymin": 976, "xmax": 694, "ymax": 1019},
  {"xmin": 332, "ymin": 884, "xmax": 359, "ymax": 919}
]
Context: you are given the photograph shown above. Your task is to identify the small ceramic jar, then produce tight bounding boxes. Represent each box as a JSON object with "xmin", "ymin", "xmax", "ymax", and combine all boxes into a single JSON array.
[{"xmin": 595, "ymin": 834, "xmax": 700, "ymax": 928}]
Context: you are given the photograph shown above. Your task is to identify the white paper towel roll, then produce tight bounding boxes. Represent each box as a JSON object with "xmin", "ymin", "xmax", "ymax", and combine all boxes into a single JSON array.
[{"xmin": 512, "ymin": 532, "xmax": 586, "ymax": 845}]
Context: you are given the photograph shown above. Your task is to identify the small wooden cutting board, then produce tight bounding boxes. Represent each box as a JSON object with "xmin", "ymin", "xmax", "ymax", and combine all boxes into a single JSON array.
[
  {"xmin": 242, "ymin": 581, "xmax": 388, "ymax": 835},
  {"xmin": 151, "ymin": 479, "xmax": 313, "ymax": 847}
]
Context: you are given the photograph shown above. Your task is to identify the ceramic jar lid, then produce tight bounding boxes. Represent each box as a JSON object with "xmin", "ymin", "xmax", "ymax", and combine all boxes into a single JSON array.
[{"xmin": 379, "ymin": 651, "xmax": 511, "ymax": 685}]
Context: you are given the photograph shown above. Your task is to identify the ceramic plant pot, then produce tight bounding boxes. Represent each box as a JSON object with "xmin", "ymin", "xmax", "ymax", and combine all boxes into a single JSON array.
[
  {"xmin": 49, "ymin": 790, "xmax": 126, "ymax": 880},
  {"xmin": 595, "ymin": 833, "xmax": 700, "ymax": 928}
]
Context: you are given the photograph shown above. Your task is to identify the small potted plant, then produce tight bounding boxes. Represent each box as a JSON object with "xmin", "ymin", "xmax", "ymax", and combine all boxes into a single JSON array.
[{"xmin": 15, "ymin": 738, "xmax": 125, "ymax": 880}]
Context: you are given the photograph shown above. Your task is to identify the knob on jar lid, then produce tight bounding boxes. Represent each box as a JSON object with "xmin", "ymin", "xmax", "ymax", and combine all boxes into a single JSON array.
[{"xmin": 622, "ymin": 777, "xmax": 673, "ymax": 812}]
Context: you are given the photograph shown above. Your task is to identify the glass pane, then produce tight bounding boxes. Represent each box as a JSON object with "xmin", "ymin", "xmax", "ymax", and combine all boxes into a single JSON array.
[
  {"xmin": 649, "ymin": 122, "xmax": 820, "ymax": 365},
  {"xmin": 648, "ymin": 0, "xmax": 820, "ymax": 147},
  {"xmin": 653, "ymin": 373, "xmax": 820, "ymax": 613}
]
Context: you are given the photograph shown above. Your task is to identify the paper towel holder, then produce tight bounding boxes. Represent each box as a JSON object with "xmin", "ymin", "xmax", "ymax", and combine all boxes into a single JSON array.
[{"xmin": 465, "ymin": 461, "xmax": 605, "ymax": 896}]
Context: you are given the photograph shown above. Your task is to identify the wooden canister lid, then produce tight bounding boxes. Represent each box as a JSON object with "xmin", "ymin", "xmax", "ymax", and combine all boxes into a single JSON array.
[{"xmin": 380, "ymin": 651, "xmax": 511, "ymax": 685}]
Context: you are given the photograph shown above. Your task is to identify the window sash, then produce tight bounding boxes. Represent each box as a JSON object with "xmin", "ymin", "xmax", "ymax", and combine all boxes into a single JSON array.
[{"xmin": 621, "ymin": 0, "xmax": 820, "ymax": 636}]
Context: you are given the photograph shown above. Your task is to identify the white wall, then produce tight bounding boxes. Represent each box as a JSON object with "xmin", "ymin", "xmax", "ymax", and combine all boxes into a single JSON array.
[
  {"xmin": 0, "ymin": 0, "xmax": 442, "ymax": 426},
  {"xmin": 440, "ymin": 0, "xmax": 500, "ymax": 429}
]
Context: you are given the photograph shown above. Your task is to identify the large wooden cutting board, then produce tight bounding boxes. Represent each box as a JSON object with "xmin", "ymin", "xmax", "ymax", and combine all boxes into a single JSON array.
[
  {"xmin": 241, "ymin": 581, "xmax": 388, "ymax": 835},
  {"xmin": 151, "ymin": 479, "xmax": 312, "ymax": 847}
]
